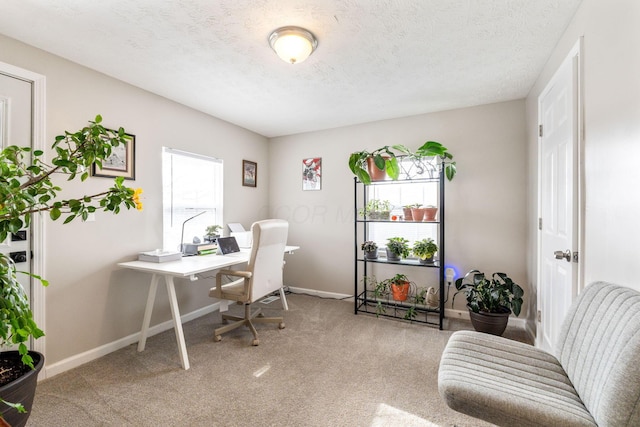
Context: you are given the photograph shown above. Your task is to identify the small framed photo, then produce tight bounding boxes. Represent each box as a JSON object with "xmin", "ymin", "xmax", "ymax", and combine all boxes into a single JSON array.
[
  {"xmin": 302, "ymin": 157, "xmax": 321, "ymax": 191},
  {"xmin": 91, "ymin": 132, "xmax": 136, "ymax": 180},
  {"xmin": 242, "ymin": 160, "xmax": 257, "ymax": 187}
]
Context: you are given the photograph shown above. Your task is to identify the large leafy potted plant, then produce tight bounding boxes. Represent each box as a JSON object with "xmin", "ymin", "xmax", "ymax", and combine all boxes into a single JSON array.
[
  {"xmin": 412, "ymin": 238, "xmax": 438, "ymax": 264},
  {"xmin": 0, "ymin": 115, "xmax": 142, "ymax": 426},
  {"xmin": 348, "ymin": 145, "xmax": 410, "ymax": 184},
  {"xmin": 452, "ymin": 269, "xmax": 524, "ymax": 336},
  {"xmin": 385, "ymin": 237, "xmax": 410, "ymax": 262}
]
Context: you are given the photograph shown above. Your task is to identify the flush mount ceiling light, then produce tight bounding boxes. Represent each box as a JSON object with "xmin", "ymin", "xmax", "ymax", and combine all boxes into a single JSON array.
[{"xmin": 268, "ymin": 26, "xmax": 318, "ymax": 65}]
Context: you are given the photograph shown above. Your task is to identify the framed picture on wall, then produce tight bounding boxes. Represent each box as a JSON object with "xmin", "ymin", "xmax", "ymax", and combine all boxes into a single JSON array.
[
  {"xmin": 302, "ymin": 157, "xmax": 321, "ymax": 191},
  {"xmin": 242, "ymin": 160, "xmax": 257, "ymax": 187},
  {"xmin": 91, "ymin": 131, "xmax": 136, "ymax": 180}
]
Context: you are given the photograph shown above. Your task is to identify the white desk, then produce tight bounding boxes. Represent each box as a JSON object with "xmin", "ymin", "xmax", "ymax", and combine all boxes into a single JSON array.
[{"xmin": 118, "ymin": 246, "xmax": 298, "ymax": 370}]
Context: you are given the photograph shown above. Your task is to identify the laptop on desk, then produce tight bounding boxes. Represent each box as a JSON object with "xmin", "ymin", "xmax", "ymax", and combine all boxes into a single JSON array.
[{"xmin": 217, "ymin": 236, "xmax": 241, "ymax": 255}]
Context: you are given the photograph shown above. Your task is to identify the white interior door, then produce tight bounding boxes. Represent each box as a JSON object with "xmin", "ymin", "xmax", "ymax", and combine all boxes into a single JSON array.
[
  {"xmin": 0, "ymin": 73, "xmax": 33, "ymax": 306},
  {"xmin": 0, "ymin": 63, "xmax": 46, "ymax": 355},
  {"xmin": 537, "ymin": 43, "xmax": 581, "ymax": 353}
]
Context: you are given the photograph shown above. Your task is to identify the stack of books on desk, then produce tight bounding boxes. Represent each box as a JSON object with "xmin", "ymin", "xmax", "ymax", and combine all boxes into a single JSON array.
[{"xmin": 138, "ymin": 250, "xmax": 182, "ymax": 263}]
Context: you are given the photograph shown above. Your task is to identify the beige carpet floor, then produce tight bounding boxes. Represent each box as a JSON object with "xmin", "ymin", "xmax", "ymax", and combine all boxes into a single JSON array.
[{"xmin": 26, "ymin": 293, "xmax": 530, "ymax": 426}]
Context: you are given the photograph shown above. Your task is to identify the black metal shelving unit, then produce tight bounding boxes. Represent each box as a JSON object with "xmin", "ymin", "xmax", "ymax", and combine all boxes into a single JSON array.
[{"xmin": 353, "ymin": 158, "xmax": 445, "ymax": 329}]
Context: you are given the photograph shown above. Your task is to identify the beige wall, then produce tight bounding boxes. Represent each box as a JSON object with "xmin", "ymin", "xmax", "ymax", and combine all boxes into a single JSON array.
[
  {"xmin": 525, "ymin": 0, "xmax": 640, "ymax": 299},
  {"xmin": 270, "ymin": 100, "xmax": 528, "ymax": 315},
  {"xmin": 0, "ymin": 34, "xmax": 270, "ymax": 365}
]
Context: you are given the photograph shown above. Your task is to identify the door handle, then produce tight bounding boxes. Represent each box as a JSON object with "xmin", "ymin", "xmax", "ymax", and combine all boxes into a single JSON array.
[{"xmin": 554, "ymin": 249, "xmax": 572, "ymax": 262}]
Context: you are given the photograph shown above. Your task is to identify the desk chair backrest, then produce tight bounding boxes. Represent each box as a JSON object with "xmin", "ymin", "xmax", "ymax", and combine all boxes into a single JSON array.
[{"xmin": 246, "ymin": 219, "xmax": 288, "ymax": 303}]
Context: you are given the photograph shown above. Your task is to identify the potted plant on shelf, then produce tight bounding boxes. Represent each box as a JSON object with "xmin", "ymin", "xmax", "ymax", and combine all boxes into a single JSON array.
[
  {"xmin": 385, "ymin": 237, "xmax": 410, "ymax": 262},
  {"xmin": 452, "ymin": 269, "xmax": 524, "ymax": 336},
  {"xmin": 423, "ymin": 205, "xmax": 438, "ymax": 221},
  {"xmin": 361, "ymin": 240, "xmax": 379, "ymax": 260},
  {"xmin": 0, "ymin": 115, "xmax": 142, "ymax": 426},
  {"xmin": 348, "ymin": 145, "xmax": 411, "ymax": 184},
  {"xmin": 402, "ymin": 203, "xmax": 421, "ymax": 221},
  {"xmin": 362, "ymin": 275, "xmax": 387, "ymax": 316},
  {"xmin": 382, "ymin": 273, "xmax": 411, "ymax": 302},
  {"xmin": 413, "ymin": 140, "xmax": 457, "ymax": 181},
  {"xmin": 410, "ymin": 205, "xmax": 426, "ymax": 222},
  {"xmin": 358, "ymin": 199, "xmax": 391, "ymax": 221},
  {"xmin": 204, "ymin": 225, "xmax": 222, "ymax": 243},
  {"xmin": 412, "ymin": 238, "xmax": 438, "ymax": 264}
]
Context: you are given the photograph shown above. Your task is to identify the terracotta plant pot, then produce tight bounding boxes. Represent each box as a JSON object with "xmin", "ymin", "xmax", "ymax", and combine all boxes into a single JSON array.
[
  {"xmin": 468, "ymin": 307, "xmax": 511, "ymax": 336},
  {"xmin": 391, "ymin": 282, "xmax": 410, "ymax": 301},
  {"xmin": 410, "ymin": 207, "xmax": 426, "ymax": 222},
  {"xmin": 366, "ymin": 156, "xmax": 388, "ymax": 181},
  {"xmin": 424, "ymin": 207, "xmax": 438, "ymax": 221},
  {"xmin": 402, "ymin": 208, "xmax": 413, "ymax": 221}
]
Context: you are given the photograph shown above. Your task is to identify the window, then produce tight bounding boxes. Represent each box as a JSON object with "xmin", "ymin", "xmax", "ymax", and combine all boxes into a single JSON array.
[
  {"xmin": 367, "ymin": 182, "xmax": 439, "ymax": 253},
  {"xmin": 162, "ymin": 147, "xmax": 223, "ymax": 251}
]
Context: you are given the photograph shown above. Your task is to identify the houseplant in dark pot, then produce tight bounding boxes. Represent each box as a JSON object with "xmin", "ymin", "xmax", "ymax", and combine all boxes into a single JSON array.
[
  {"xmin": 204, "ymin": 224, "xmax": 222, "ymax": 243},
  {"xmin": 452, "ymin": 270, "xmax": 524, "ymax": 336},
  {"xmin": 412, "ymin": 238, "xmax": 438, "ymax": 264},
  {"xmin": 385, "ymin": 237, "xmax": 410, "ymax": 262},
  {"xmin": 0, "ymin": 115, "xmax": 142, "ymax": 425},
  {"xmin": 361, "ymin": 240, "xmax": 379, "ymax": 260}
]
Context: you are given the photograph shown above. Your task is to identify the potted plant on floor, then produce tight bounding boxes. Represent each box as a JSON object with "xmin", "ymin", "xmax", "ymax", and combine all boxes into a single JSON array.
[
  {"xmin": 385, "ymin": 237, "xmax": 410, "ymax": 262},
  {"xmin": 412, "ymin": 238, "xmax": 438, "ymax": 264},
  {"xmin": 361, "ymin": 240, "xmax": 379, "ymax": 260},
  {"xmin": 452, "ymin": 270, "xmax": 524, "ymax": 336},
  {"xmin": 0, "ymin": 115, "xmax": 142, "ymax": 426}
]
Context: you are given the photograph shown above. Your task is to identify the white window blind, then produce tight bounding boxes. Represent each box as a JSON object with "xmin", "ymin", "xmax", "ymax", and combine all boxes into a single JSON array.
[{"xmin": 162, "ymin": 147, "xmax": 223, "ymax": 251}]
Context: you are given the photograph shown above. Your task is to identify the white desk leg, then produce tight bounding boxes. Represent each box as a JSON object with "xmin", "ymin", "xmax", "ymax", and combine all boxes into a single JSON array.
[
  {"xmin": 279, "ymin": 287, "xmax": 289, "ymax": 311},
  {"xmin": 138, "ymin": 273, "xmax": 160, "ymax": 352},
  {"xmin": 165, "ymin": 276, "xmax": 190, "ymax": 370}
]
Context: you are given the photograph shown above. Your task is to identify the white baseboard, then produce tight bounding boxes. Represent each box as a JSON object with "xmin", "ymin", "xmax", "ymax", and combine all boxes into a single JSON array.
[
  {"xmin": 286, "ymin": 286, "xmax": 353, "ymax": 301},
  {"xmin": 40, "ymin": 302, "xmax": 224, "ymax": 380}
]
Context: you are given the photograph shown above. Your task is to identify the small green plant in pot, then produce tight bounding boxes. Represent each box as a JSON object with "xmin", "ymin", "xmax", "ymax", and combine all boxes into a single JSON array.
[
  {"xmin": 385, "ymin": 237, "xmax": 410, "ymax": 261},
  {"xmin": 361, "ymin": 240, "xmax": 379, "ymax": 259},
  {"xmin": 358, "ymin": 199, "xmax": 391, "ymax": 220},
  {"xmin": 204, "ymin": 224, "xmax": 222, "ymax": 243},
  {"xmin": 413, "ymin": 238, "xmax": 438, "ymax": 264},
  {"xmin": 452, "ymin": 270, "xmax": 524, "ymax": 336}
]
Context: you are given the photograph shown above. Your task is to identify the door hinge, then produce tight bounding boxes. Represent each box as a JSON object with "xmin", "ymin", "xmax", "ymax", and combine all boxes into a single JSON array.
[
  {"xmin": 539, "ymin": 124, "xmax": 544, "ymax": 137},
  {"xmin": 538, "ymin": 217, "xmax": 542, "ymax": 230},
  {"xmin": 537, "ymin": 310, "xmax": 541, "ymax": 322}
]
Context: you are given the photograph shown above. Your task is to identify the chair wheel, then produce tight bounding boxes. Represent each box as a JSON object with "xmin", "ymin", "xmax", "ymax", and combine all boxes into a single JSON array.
[
  {"xmin": 214, "ymin": 335, "xmax": 222, "ymax": 342},
  {"xmin": 252, "ymin": 339, "xmax": 260, "ymax": 346},
  {"xmin": 278, "ymin": 322, "xmax": 285, "ymax": 329},
  {"xmin": 257, "ymin": 313, "xmax": 265, "ymax": 318}
]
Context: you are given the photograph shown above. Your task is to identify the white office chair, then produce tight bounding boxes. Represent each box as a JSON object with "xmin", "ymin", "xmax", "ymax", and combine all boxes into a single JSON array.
[{"xmin": 209, "ymin": 219, "xmax": 288, "ymax": 345}]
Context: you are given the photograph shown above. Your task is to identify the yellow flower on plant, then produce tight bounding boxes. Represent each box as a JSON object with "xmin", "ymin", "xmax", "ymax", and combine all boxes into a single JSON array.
[{"xmin": 133, "ymin": 188, "xmax": 143, "ymax": 211}]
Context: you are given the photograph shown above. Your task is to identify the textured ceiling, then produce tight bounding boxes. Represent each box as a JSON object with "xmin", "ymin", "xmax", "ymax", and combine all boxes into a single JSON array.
[{"xmin": 0, "ymin": 0, "xmax": 582, "ymax": 137}]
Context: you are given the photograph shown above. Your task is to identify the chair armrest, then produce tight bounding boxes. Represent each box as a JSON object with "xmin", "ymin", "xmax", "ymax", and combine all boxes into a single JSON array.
[{"xmin": 216, "ymin": 269, "xmax": 252, "ymax": 279}]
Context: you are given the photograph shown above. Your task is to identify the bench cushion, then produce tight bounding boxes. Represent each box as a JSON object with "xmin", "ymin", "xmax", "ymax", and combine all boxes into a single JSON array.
[{"xmin": 438, "ymin": 330, "xmax": 597, "ymax": 427}]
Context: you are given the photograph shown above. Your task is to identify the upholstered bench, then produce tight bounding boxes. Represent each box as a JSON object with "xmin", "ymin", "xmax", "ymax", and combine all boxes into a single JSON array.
[{"xmin": 438, "ymin": 281, "xmax": 640, "ymax": 427}]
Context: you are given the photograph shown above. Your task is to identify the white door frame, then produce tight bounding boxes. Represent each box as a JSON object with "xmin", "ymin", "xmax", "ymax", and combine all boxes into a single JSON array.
[
  {"xmin": 0, "ymin": 61, "xmax": 46, "ymax": 355},
  {"xmin": 536, "ymin": 38, "xmax": 585, "ymax": 347}
]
